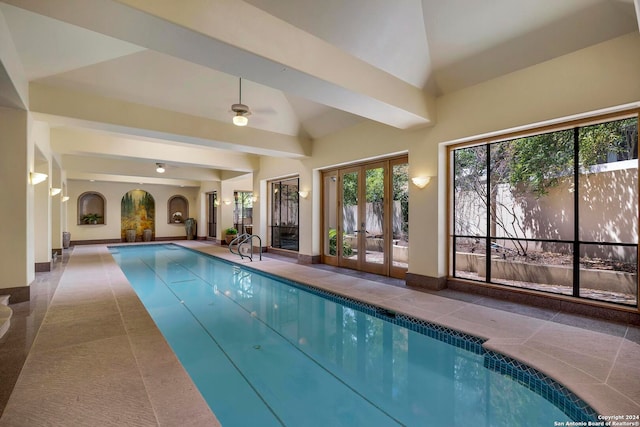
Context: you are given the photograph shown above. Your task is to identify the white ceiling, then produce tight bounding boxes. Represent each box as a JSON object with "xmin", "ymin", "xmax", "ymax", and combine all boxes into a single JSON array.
[{"xmin": 0, "ymin": 0, "xmax": 637, "ymax": 186}]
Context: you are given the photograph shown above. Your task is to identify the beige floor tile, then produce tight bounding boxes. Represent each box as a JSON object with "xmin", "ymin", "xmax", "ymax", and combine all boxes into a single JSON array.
[
  {"xmin": 528, "ymin": 323, "xmax": 623, "ymax": 362},
  {"xmin": 128, "ymin": 328, "xmax": 180, "ymax": 366},
  {"xmin": 52, "ymin": 285, "xmax": 114, "ymax": 301},
  {"xmin": 389, "ymin": 292, "xmax": 468, "ymax": 316},
  {"xmin": 379, "ymin": 301, "xmax": 449, "ymax": 323},
  {"xmin": 337, "ymin": 285, "xmax": 412, "ymax": 305},
  {"xmin": 614, "ymin": 338, "xmax": 640, "ymax": 368},
  {"xmin": 432, "ymin": 315, "xmax": 495, "ymax": 340},
  {"xmin": 141, "ymin": 360, "xmax": 220, "ymax": 427},
  {"xmin": 522, "ymin": 340, "xmax": 613, "ymax": 382},
  {"xmin": 607, "ymin": 361, "xmax": 640, "ymax": 405},
  {"xmin": 30, "ymin": 312, "xmax": 127, "ymax": 353},
  {"xmin": 574, "ymin": 384, "xmax": 640, "ymax": 417},
  {"xmin": 483, "ymin": 343, "xmax": 602, "ymax": 393},
  {"xmin": 119, "ymin": 305, "xmax": 159, "ymax": 334},
  {"xmin": 128, "ymin": 330, "xmax": 220, "ymax": 426},
  {"xmin": 441, "ymin": 304, "xmax": 546, "ymax": 340},
  {"xmin": 1, "ymin": 336, "xmax": 157, "ymax": 427},
  {"xmin": 44, "ymin": 298, "xmax": 120, "ymax": 324}
]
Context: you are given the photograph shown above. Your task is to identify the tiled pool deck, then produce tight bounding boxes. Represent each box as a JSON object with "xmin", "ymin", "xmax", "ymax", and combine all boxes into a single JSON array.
[{"xmin": 1, "ymin": 241, "xmax": 639, "ymax": 425}]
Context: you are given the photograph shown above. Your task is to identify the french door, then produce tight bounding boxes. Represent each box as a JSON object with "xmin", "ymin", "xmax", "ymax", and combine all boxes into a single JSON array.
[{"xmin": 323, "ymin": 156, "xmax": 408, "ymax": 278}]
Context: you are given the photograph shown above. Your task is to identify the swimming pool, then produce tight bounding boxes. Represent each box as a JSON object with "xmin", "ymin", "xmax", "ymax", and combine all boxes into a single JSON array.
[{"xmin": 110, "ymin": 244, "xmax": 597, "ymax": 426}]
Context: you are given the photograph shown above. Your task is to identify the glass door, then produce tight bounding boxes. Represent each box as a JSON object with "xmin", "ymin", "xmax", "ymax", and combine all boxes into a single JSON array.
[
  {"xmin": 390, "ymin": 159, "xmax": 409, "ymax": 276},
  {"xmin": 323, "ymin": 155, "xmax": 408, "ymax": 278},
  {"xmin": 337, "ymin": 163, "xmax": 387, "ymax": 275},
  {"xmin": 363, "ymin": 162, "xmax": 387, "ymax": 274},
  {"xmin": 323, "ymin": 171, "xmax": 339, "ymax": 265},
  {"xmin": 339, "ymin": 167, "xmax": 360, "ymax": 270}
]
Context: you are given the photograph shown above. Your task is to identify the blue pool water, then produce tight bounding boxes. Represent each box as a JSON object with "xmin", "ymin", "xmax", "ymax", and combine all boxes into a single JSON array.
[{"xmin": 110, "ymin": 244, "xmax": 596, "ymax": 426}]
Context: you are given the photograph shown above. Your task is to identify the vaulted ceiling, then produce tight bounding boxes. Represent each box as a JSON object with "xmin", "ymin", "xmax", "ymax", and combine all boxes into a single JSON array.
[{"xmin": 0, "ymin": 0, "xmax": 637, "ymax": 186}]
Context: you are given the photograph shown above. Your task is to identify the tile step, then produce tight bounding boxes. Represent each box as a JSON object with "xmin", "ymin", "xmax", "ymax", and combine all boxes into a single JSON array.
[{"xmin": 0, "ymin": 304, "xmax": 11, "ymax": 340}]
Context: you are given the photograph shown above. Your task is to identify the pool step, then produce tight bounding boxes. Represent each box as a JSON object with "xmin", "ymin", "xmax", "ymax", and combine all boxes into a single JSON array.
[{"xmin": 0, "ymin": 295, "xmax": 12, "ymax": 340}]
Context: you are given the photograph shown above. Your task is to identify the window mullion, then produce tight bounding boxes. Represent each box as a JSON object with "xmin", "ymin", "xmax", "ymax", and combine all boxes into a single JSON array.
[
  {"xmin": 573, "ymin": 127, "xmax": 580, "ymax": 297},
  {"xmin": 486, "ymin": 144, "xmax": 492, "ymax": 283}
]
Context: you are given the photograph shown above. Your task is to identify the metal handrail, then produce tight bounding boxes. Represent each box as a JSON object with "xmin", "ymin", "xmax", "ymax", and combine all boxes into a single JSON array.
[
  {"xmin": 229, "ymin": 233, "xmax": 249, "ymax": 256},
  {"xmin": 240, "ymin": 234, "xmax": 262, "ymax": 261},
  {"xmin": 228, "ymin": 233, "xmax": 262, "ymax": 261}
]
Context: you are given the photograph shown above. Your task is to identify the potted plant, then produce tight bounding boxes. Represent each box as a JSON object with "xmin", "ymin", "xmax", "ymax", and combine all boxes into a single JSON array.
[
  {"xmin": 224, "ymin": 227, "xmax": 238, "ymax": 244},
  {"xmin": 82, "ymin": 213, "xmax": 102, "ymax": 224}
]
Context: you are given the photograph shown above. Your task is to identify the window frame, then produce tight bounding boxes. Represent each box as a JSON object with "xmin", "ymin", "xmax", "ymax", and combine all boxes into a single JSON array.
[{"xmin": 447, "ymin": 110, "xmax": 640, "ymax": 309}]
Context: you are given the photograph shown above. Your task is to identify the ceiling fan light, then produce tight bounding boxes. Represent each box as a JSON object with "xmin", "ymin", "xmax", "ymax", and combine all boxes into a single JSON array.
[
  {"xmin": 233, "ymin": 114, "xmax": 248, "ymax": 126},
  {"xmin": 231, "ymin": 78, "xmax": 250, "ymax": 127}
]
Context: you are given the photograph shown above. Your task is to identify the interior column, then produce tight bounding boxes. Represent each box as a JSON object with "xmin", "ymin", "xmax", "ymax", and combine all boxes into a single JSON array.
[{"xmin": 0, "ymin": 107, "xmax": 33, "ymax": 302}]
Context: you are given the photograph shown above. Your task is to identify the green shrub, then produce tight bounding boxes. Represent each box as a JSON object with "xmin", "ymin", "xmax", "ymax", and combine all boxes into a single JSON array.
[{"xmin": 328, "ymin": 228, "xmax": 353, "ymax": 256}]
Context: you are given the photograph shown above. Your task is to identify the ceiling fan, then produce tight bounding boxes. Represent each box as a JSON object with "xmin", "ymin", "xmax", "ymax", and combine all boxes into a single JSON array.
[{"xmin": 231, "ymin": 77, "xmax": 251, "ymax": 126}]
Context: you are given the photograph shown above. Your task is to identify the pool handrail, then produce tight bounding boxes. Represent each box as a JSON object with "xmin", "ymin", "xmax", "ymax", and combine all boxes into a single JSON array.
[{"xmin": 229, "ymin": 233, "xmax": 262, "ymax": 261}]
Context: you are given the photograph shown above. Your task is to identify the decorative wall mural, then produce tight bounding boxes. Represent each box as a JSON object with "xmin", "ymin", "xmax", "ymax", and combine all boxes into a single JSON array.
[{"xmin": 121, "ymin": 190, "xmax": 155, "ymax": 241}]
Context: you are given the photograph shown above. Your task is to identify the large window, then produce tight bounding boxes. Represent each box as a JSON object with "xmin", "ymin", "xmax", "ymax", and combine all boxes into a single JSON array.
[
  {"xmin": 270, "ymin": 177, "xmax": 299, "ymax": 251},
  {"xmin": 450, "ymin": 115, "xmax": 638, "ymax": 307},
  {"xmin": 233, "ymin": 191, "xmax": 253, "ymax": 234}
]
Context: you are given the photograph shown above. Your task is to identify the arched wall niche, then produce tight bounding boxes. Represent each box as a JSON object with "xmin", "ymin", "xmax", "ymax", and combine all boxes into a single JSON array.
[
  {"xmin": 168, "ymin": 195, "xmax": 189, "ymax": 224},
  {"xmin": 77, "ymin": 191, "xmax": 106, "ymax": 225}
]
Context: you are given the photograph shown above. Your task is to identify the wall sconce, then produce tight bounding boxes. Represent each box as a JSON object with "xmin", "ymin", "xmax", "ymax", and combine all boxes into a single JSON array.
[
  {"xmin": 223, "ymin": 200, "xmax": 232, "ymax": 205},
  {"xmin": 62, "ymin": 196, "xmax": 70, "ymax": 202},
  {"xmin": 50, "ymin": 187, "xmax": 61, "ymax": 196},
  {"xmin": 29, "ymin": 172, "xmax": 48, "ymax": 185},
  {"xmin": 298, "ymin": 190, "xmax": 309, "ymax": 199},
  {"xmin": 411, "ymin": 176, "xmax": 432, "ymax": 189}
]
